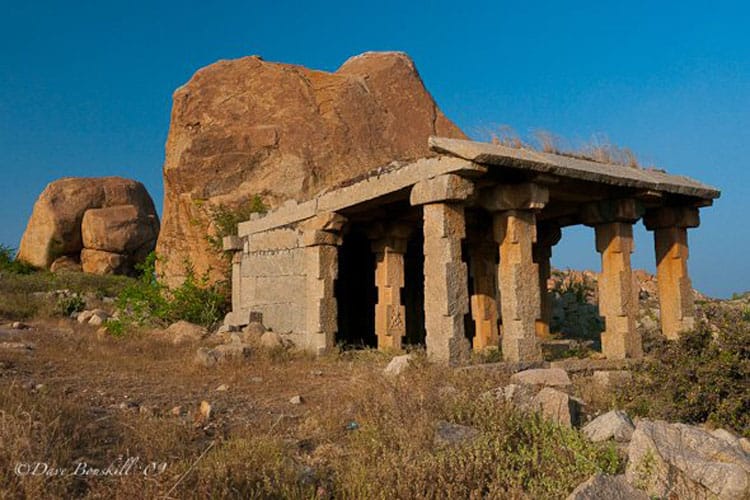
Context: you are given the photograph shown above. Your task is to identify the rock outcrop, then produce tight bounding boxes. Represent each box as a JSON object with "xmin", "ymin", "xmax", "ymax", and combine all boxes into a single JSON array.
[
  {"xmin": 18, "ymin": 177, "xmax": 159, "ymax": 274},
  {"xmin": 156, "ymin": 51, "xmax": 466, "ymax": 284}
]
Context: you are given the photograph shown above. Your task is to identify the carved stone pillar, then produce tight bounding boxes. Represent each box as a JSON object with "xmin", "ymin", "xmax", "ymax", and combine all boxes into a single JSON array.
[
  {"xmin": 303, "ymin": 213, "xmax": 346, "ymax": 356},
  {"xmin": 583, "ymin": 199, "xmax": 643, "ymax": 359},
  {"xmin": 370, "ymin": 225, "xmax": 411, "ymax": 351},
  {"xmin": 644, "ymin": 206, "xmax": 700, "ymax": 339},
  {"xmin": 410, "ymin": 174, "xmax": 474, "ymax": 365},
  {"xmin": 532, "ymin": 224, "xmax": 562, "ymax": 339},
  {"xmin": 467, "ymin": 237, "xmax": 499, "ymax": 351},
  {"xmin": 482, "ymin": 183, "xmax": 548, "ymax": 362}
]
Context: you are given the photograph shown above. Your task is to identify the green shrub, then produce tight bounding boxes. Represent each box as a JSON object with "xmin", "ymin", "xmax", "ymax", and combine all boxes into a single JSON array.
[
  {"xmin": 206, "ymin": 196, "xmax": 267, "ymax": 252},
  {"xmin": 618, "ymin": 307, "xmax": 750, "ymax": 437},
  {"xmin": 56, "ymin": 293, "xmax": 85, "ymax": 317},
  {"xmin": 113, "ymin": 253, "xmax": 229, "ymax": 333},
  {"xmin": 0, "ymin": 244, "xmax": 36, "ymax": 275}
]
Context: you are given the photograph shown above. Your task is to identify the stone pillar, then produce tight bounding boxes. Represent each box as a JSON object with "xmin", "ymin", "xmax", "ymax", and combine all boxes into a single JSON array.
[
  {"xmin": 482, "ymin": 183, "xmax": 548, "ymax": 362},
  {"xmin": 410, "ymin": 174, "xmax": 474, "ymax": 365},
  {"xmin": 467, "ymin": 239, "xmax": 499, "ymax": 351},
  {"xmin": 302, "ymin": 213, "xmax": 346, "ymax": 356},
  {"xmin": 583, "ymin": 199, "xmax": 643, "ymax": 359},
  {"xmin": 644, "ymin": 206, "xmax": 699, "ymax": 339},
  {"xmin": 370, "ymin": 225, "xmax": 410, "ymax": 351},
  {"xmin": 532, "ymin": 224, "xmax": 561, "ymax": 339}
]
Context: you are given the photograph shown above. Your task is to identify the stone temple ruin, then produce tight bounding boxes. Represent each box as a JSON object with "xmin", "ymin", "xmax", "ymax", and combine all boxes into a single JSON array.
[{"xmin": 223, "ymin": 137, "xmax": 720, "ymax": 364}]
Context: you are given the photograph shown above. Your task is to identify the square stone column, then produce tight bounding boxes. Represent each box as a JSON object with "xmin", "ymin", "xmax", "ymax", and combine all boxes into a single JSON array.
[
  {"xmin": 532, "ymin": 224, "xmax": 561, "ymax": 339},
  {"xmin": 411, "ymin": 174, "xmax": 474, "ymax": 365},
  {"xmin": 482, "ymin": 183, "xmax": 548, "ymax": 362},
  {"xmin": 644, "ymin": 206, "xmax": 700, "ymax": 339},
  {"xmin": 467, "ymin": 239, "xmax": 499, "ymax": 351},
  {"xmin": 302, "ymin": 213, "xmax": 346, "ymax": 356},
  {"xmin": 371, "ymin": 232, "xmax": 409, "ymax": 351},
  {"xmin": 584, "ymin": 199, "xmax": 644, "ymax": 359}
]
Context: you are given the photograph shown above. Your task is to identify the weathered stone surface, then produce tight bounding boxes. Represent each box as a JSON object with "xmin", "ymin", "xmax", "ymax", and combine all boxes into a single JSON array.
[
  {"xmin": 50, "ymin": 255, "xmax": 81, "ymax": 273},
  {"xmin": 582, "ymin": 410, "xmax": 635, "ymax": 442},
  {"xmin": 410, "ymin": 174, "xmax": 474, "ymax": 205},
  {"xmin": 383, "ymin": 354, "xmax": 413, "ymax": 376},
  {"xmin": 510, "ymin": 368, "xmax": 571, "ymax": 387},
  {"xmin": 591, "ymin": 370, "xmax": 632, "ymax": 390},
  {"xmin": 494, "ymin": 210, "xmax": 544, "ymax": 362},
  {"xmin": 566, "ymin": 474, "xmax": 648, "ymax": 500},
  {"xmin": 625, "ymin": 420, "xmax": 750, "ymax": 499},
  {"xmin": 486, "ymin": 383, "xmax": 538, "ymax": 412},
  {"xmin": 157, "ymin": 51, "xmax": 466, "ymax": 285},
  {"xmin": 531, "ymin": 387, "xmax": 582, "ymax": 427},
  {"xmin": 18, "ymin": 177, "xmax": 158, "ymax": 269},
  {"xmin": 80, "ymin": 249, "xmax": 129, "ymax": 275},
  {"xmin": 259, "ymin": 331, "xmax": 283, "ymax": 349},
  {"xmin": 81, "ymin": 205, "xmax": 159, "ymax": 261},
  {"xmin": 651, "ymin": 225, "xmax": 695, "ymax": 339},
  {"xmin": 433, "ymin": 421, "xmax": 480, "ymax": 447},
  {"xmin": 164, "ymin": 321, "xmax": 208, "ymax": 345}
]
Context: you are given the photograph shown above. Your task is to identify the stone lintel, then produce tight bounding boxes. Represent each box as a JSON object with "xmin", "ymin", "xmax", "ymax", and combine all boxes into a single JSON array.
[
  {"xmin": 643, "ymin": 206, "xmax": 700, "ymax": 230},
  {"xmin": 223, "ymin": 235, "xmax": 244, "ymax": 251},
  {"xmin": 581, "ymin": 198, "xmax": 644, "ymax": 226},
  {"xmin": 303, "ymin": 212, "xmax": 347, "ymax": 232},
  {"xmin": 303, "ymin": 230, "xmax": 343, "ymax": 247},
  {"xmin": 480, "ymin": 183, "xmax": 549, "ymax": 213},
  {"xmin": 410, "ymin": 174, "xmax": 475, "ymax": 206}
]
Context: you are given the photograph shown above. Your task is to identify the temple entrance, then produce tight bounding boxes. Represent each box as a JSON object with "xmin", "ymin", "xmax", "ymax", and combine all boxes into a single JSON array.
[{"xmin": 335, "ymin": 226, "xmax": 377, "ymax": 348}]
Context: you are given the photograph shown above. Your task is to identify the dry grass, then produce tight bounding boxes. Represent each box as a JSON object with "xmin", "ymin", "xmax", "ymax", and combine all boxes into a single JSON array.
[
  {"xmin": 0, "ymin": 322, "xmax": 622, "ymax": 499},
  {"xmin": 483, "ymin": 125, "xmax": 643, "ymax": 168}
]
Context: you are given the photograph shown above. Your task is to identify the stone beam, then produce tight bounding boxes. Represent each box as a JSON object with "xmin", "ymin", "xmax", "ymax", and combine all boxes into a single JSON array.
[
  {"xmin": 411, "ymin": 174, "xmax": 473, "ymax": 365},
  {"xmin": 644, "ymin": 206, "xmax": 699, "ymax": 339}
]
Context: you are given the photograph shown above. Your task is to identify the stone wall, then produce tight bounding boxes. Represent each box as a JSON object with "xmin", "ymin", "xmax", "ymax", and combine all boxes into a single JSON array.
[{"xmin": 233, "ymin": 226, "xmax": 308, "ymax": 344}]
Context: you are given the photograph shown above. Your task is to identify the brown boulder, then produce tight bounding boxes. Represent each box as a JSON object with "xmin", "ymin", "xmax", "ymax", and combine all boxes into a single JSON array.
[
  {"xmin": 81, "ymin": 249, "xmax": 129, "ymax": 275},
  {"xmin": 81, "ymin": 205, "xmax": 159, "ymax": 261},
  {"xmin": 18, "ymin": 177, "xmax": 158, "ymax": 269},
  {"xmin": 156, "ymin": 51, "xmax": 466, "ymax": 284}
]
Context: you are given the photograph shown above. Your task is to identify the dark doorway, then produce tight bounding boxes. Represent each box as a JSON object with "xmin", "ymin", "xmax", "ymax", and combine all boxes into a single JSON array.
[
  {"xmin": 336, "ymin": 227, "xmax": 377, "ymax": 348},
  {"xmin": 403, "ymin": 230, "xmax": 426, "ymax": 346}
]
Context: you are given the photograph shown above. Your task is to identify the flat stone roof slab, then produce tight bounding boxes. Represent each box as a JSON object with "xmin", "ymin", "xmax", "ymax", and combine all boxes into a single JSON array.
[{"xmin": 429, "ymin": 137, "xmax": 720, "ymax": 200}]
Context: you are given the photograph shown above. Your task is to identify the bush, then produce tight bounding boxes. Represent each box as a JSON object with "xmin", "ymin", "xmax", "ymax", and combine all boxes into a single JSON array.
[
  {"xmin": 205, "ymin": 196, "xmax": 267, "ymax": 252},
  {"xmin": 113, "ymin": 253, "xmax": 229, "ymax": 332},
  {"xmin": 618, "ymin": 308, "xmax": 750, "ymax": 437},
  {"xmin": 0, "ymin": 244, "xmax": 36, "ymax": 275}
]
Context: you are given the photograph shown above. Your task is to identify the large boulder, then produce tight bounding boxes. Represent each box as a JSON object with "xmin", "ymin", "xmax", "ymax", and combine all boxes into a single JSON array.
[
  {"xmin": 81, "ymin": 205, "xmax": 159, "ymax": 261},
  {"xmin": 156, "ymin": 51, "xmax": 466, "ymax": 284},
  {"xmin": 625, "ymin": 419, "xmax": 750, "ymax": 499},
  {"xmin": 18, "ymin": 177, "xmax": 158, "ymax": 270}
]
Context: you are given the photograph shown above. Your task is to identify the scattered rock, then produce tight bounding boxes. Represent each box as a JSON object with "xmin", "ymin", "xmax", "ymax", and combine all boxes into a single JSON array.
[
  {"xmin": 164, "ymin": 321, "xmax": 207, "ymax": 345},
  {"xmin": 259, "ymin": 331, "xmax": 283, "ymax": 349},
  {"xmin": 289, "ymin": 395, "xmax": 304, "ymax": 405},
  {"xmin": 434, "ymin": 421, "xmax": 480, "ymax": 447},
  {"xmin": 531, "ymin": 387, "xmax": 582, "ymax": 428},
  {"xmin": 50, "ymin": 255, "xmax": 82, "ymax": 273},
  {"xmin": 242, "ymin": 321, "xmax": 266, "ymax": 337},
  {"xmin": 567, "ymin": 474, "xmax": 648, "ymax": 500},
  {"xmin": 216, "ymin": 384, "xmax": 229, "ymax": 392},
  {"xmin": 582, "ymin": 410, "xmax": 635, "ymax": 442},
  {"xmin": 510, "ymin": 368, "xmax": 571, "ymax": 387},
  {"xmin": 81, "ymin": 248, "xmax": 130, "ymax": 275},
  {"xmin": 170, "ymin": 406, "xmax": 183, "ymax": 416},
  {"xmin": 195, "ymin": 401, "xmax": 212, "ymax": 426},
  {"xmin": 0, "ymin": 342, "xmax": 34, "ymax": 351},
  {"xmin": 195, "ymin": 348, "xmax": 219, "ymax": 368},
  {"xmin": 591, "ymin": 370, "xmax": 632, "ymax": 391},
  {"xmin": 383, "ymin": 354, "xmax": 413, "ymax": 376},
  {"xmin": 10, "ymin": 322, "xmax": 29, "ymax": 330},
  {"xmin": 483, "ymin": 383, "xmax": 537, "ymax": 412},
  {"xmin": 625, "ymin": 419, "xmax": 750, "ymax": 499},
  {"xmin": 77, "ymin": 310, "xmax": 94, "ymax": 324}
]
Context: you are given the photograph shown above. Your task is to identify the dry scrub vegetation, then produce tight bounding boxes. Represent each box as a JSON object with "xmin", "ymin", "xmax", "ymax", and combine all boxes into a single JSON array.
[{"xmin": 0, "ymin": 325, "xmax": 621, "ymax": 499}]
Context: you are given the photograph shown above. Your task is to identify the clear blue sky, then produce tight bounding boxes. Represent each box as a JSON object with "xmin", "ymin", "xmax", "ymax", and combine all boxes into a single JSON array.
[{"xmin": 1, "ymin": 1, "xmax": 747, "ymax": 297}]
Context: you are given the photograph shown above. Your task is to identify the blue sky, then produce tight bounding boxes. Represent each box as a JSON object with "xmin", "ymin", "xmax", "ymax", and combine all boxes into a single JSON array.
[{"xmin": 1, "ymin": 1, "xmax": 747, "ymax": 297}]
